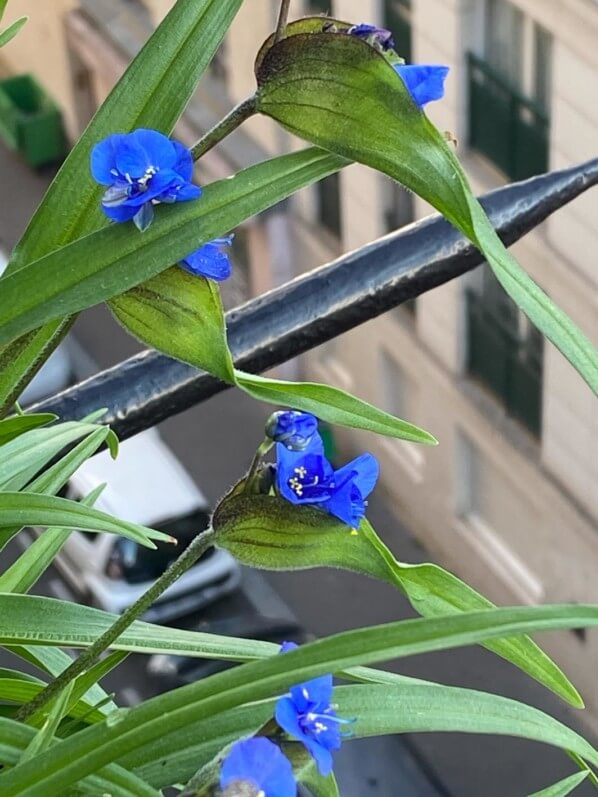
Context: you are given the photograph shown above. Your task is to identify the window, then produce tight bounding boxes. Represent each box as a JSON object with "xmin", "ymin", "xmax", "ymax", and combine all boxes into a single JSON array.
[
  {"xmin": 465, "ymin": 265, "xmax": 543, "ymax": 437},
  {"xmin": 379, "ymin": 350, "xmax": 423, "ymax": 477},
  {"xmin": 468, "ymin": 0, "xmax": 552, "ymax": 180},
  {"xmin": 383, "ymin": 178, "xmax": 414, "ymax": 233},
  {"xmin": 383, "ymin": 0, "xmax": 412, "ymax": 62},
  {"xmin": 307, "ymin": 0, "xmax": 332, "ymax": 14},
  {"xmin": 315, "ymin": 172, "xmax": 342, "ymax": 240},
  {"xmin": 455, "ymin": 431, "xmax": 544, "ymax": 603},
  {"xmin": 380, "ymin": 350, "xmax": 408, "ymax": 419}
]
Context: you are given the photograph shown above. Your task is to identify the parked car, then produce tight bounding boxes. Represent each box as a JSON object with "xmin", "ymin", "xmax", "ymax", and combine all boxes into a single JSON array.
[{"xmin": 44, "ymin": 428, "xmax": 241, "ymax": 622}]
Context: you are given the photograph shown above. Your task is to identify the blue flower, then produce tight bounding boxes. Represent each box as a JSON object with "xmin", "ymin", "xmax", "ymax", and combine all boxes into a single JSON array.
[
  {"xmin": 180, "ymin": 236, "xmax": 234, "ymax": 281},
  {"xmin": 220, "ymin": 738, "xmax": 296, "ymax": 797},
  {"xmin": 349, "ymin": 23, "xmax": 395, "ymax": 51},
  {"xmin": 275, "ymin": 642, "xmax": 350, "ymax": 776},
  {"xmin": 394, "ymin": 64, "xmax": 449, "ymax": 108},
  {"xmin": 275, "ymin": 434, "xmax": 379, "ymax": 528},
  {"xmin": 266, "ymin": 410, "xmax": 319, "ymax": 451},
  {"xmin": 90, "ymin": 128, "xmax": 201, "ymax": 231}
]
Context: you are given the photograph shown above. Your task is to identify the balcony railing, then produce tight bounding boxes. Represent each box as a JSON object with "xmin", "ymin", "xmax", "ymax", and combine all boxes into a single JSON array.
[
  {"xmin": 29, "ymin": 160, "xmax": 598, "ymax": 443},
  {"xmin": 466, "ymin": 291, "xmax": 543, "ymax": 437},
  {"xmin": 468, "ymin": 52, "xmax": 549, "ymax": 182}
]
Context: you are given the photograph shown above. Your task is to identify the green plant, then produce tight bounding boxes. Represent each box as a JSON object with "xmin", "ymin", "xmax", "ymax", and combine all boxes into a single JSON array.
[{"xmin": 0, "ymin": 2, "xmax": 597, "ymax": 795}]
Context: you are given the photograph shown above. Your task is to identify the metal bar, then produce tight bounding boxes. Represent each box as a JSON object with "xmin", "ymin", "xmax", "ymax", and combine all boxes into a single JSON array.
[{"xmin": 32, "ymin": 159, "xmax": 598, "ymax": 439}]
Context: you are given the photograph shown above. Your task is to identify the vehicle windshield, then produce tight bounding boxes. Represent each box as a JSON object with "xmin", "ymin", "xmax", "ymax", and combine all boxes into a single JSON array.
[{"xmin": 108, "ymin": 508, "xmax": 212, "ymax": 584}]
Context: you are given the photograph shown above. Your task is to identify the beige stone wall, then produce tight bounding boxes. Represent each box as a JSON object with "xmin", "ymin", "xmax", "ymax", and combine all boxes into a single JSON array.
[
  {"xmin": 0, "ymin": 0, "xmax": 79, "ymax": 139},
  {"xmin": 300, "ymin": 0, "xmax": 598, "ymax": 718}
]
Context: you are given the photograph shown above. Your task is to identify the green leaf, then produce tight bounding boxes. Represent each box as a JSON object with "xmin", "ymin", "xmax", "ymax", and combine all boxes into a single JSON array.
[
  {"xmin": 0, "ymin": 717, "xmax": 160, "ymax": 797},
  {"xmin": 67, "ymin": 651, "xmax": 128, "ymax": 722},
  {"xmin": 0, "ymin": 149, "xmax": 346, "ymax": 348},
  {"xmin": 291, "ymin": 748, "xmax": 340, "ymax": 797},
  {"xmin": 0, "ymin": 15, "xmax": 27, "ymax": 47},
  {"xmin": 0, "ymin": 676, "xmax": 107, "ymax": 723},
  {"xmin": 0, "ymin": 493, "xmax": 170, "ymax": 548},
  {"xmin": 130, "ymin": 682, "xmax": 597, "ymax": 792},
  {"xmin": 0, "ymin": 480, "xmax": 106, "ymax": 594},
  {"xmin": 4, "ymin": 603, "xmax": 598, "ymax": 796},
  {"xmin": 213, "ymin": 493, "xmax": 581, "ymax": 707},
  {"xmin": 235, "ymin": 370, "xmax": 437, "ymax": 443},
  {"xmin": 4, "ymin": 646, "xmax": 117, "ymax": 718},
  {"xmin": 528, "ymin": 772, "xmax": 589, "ymax": 797},
  {"xmin": 0, "ymin": 321, "xmax": 73, "ymax": 419},
  {"xmin": 0, "ymin": 423, "xmax": 116, "ymax": 551},
  {"xmin": 0, "ymin": 0, "xmax": 243, "ymax": 412},
  {"xmin": 110, "ymin": 267, "xmax": 234, "ymax": 383},
  {"xmin": 0, "ymin": 414, "xmax": 57, "ymax": 446},
  {"xmin": 255, "ymin": 26, "xmax": 598, "ymax": 393},
  {"xmin": 20, "ymin": 682, "xmax": 74, "ymax": 761},
  {"xmin": 0, "ymin": 0, "xmax": 8, "ymax": 21},
  {"xmin": 0, "ymin": 420, "xmax": 113, "ymax": 492}
]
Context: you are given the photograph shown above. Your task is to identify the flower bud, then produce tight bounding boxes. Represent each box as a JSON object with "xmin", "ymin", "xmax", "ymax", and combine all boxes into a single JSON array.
[{"xmin": 265, "ymin": 410, "xmax": 318, "ymax": 451}]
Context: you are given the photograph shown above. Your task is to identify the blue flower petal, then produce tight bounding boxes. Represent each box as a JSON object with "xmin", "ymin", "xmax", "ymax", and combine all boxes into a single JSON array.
[
  {"xmin": 167, "ymin": 182, "xmax": 202, "ymax": 203},
  {"xmin": 90, "ymin": 134, "xmax": 126, "ymax": 184},
  {"xmin": 181, "ymin": 238, "xmax": 232, "ymax": 281},
  {"xmin": 280, "ymin": 641, "xmax": 298, "ymax": 654},
  {"xmin": 394, "ymin": 64, "xmax": 449, "ymax": 108},
  {"xmin": 290, "ymin": 673, "xmax": 333, "ymax": 711},
  {"xmin": 305, "ymin": 736, "xmax": 334, "ymax": 777},
  {"xmin": 101, "ymin": 202, "xmax": 138, "ymax": 223},
  {"xmin": 275, "ymin": 695, "xmax": 306, "ymax": 741},
  {"xmin": 335, "ymin": 453, "xmax": 379, "ymax": 499},
  {"xmin": 325, "ymin": 479, "xmax": 361, "ymax": 527},
  {"xmin": 114, "ymin": 136, "xmax": 151, "ymax": 178},
  {"xmin": 132, "ymin": 128, "xmax": 177, "ymax": 170},
  {"xmin": 171, "ymin": 139, "xmax": 195, "ymax": 182},
  {"xmin": 220, "ymin": 738, "xmax": 296, "ymax": 797},
  {"xmin": 275, "ymin": 437, "xmax": 333, "ymax": 506}
]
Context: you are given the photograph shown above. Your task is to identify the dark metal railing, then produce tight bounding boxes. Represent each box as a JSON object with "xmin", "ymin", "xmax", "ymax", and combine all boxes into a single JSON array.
[
  {"xmin": 468, "ymin": 52, "xmax": 550, "ymax": 182},
  {"xmin": 32, "ymin": 159, "xmax": 598, "ymax": 439}
]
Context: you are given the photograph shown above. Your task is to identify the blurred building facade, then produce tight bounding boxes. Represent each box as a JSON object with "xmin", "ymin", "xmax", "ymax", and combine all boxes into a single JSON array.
[{"xmin": 1, "ymin": 0, "xmax": 597, "ymax": 718}]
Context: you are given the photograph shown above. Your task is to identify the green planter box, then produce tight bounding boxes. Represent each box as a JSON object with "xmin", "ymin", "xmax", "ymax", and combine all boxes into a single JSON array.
[{"xmin": 0, "ymin": 74, "xmax": 66, "ymax": 167}]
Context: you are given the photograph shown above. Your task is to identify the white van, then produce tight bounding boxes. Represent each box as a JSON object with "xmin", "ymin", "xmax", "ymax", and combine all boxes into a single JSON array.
[{"xmin": 53, "ymin": 429, "xmax": 241, "ymax": 622}]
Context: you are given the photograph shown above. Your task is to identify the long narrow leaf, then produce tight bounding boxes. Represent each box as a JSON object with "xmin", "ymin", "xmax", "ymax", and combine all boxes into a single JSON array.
[
  {"xmin": 0, "ymin": 718, "xmax": 159, "ymax": 797},
  {"xmin": 0, "ymin": 493, "xmax": 170, "ymax": 548},
  {"xmin": 213, "ymin": 495, "xmax": 581, "ymax": 707},
  {"xmin": 0, "ymin": 149, "xmax": 346, "ymax": 347},
  {"xmin": 20, "ymin": 683, "xmax": 74, "ymax": 761},
  {"xmin": 0, "ymin": 0, "xmax": 243, "ymax": 412},
  {"xmin": 528, "ymin": 773, "xmax": 590, "ymax": 796},
  {"xmin": 4, "ymin": 646, "xmax": 116, "ymax": 718},
  {"xmin": 0, "ymin": 414, "xmax": 56, "ymax": 446},
  {"xmin": 2, "ymin": 602, "xmax": 598, "ymax": 795},
  {"xmin": 235, "ymin": 370, "xmax": 436, "ymax": 443},
  {"xmin": 0, "ymin": 425, "xmax": 115, "ymax": 551},
  {"xmin": 0, "ymin": 481, "xmax": 105, "ymax": 593}
]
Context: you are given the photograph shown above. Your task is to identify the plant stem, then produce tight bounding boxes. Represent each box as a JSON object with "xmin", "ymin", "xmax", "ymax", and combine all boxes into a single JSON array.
[
  {"xmin": 191, "ymin": 96, "xmax": 258, "ymax": 161},
  {"xmin": 274, "ymin": 0, "xmax": 292, "ymax": 44},
  {"xmin": 16, "ymin": 527, "xmax": 216, "ymax": 723},
  {"xmin": 244, "ymin": 439, "xmax": 273, "ymax": 492}
]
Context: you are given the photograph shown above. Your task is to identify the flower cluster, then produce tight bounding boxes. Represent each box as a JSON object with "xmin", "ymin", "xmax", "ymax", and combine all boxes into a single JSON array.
[
  {"xmin": 90, "ymin": 129, "xmax": 233, "ymax": 280},
  {"xmin": 273, "ymin": 411, "xmax": 379, "ymax": 529},
  {"xmin": 347, "ymin": 23, "xmax": 449, "ymax": 108},
  {"xmin": 220, "ymin": 642, "xmax": 350, "ymax": 796}
]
